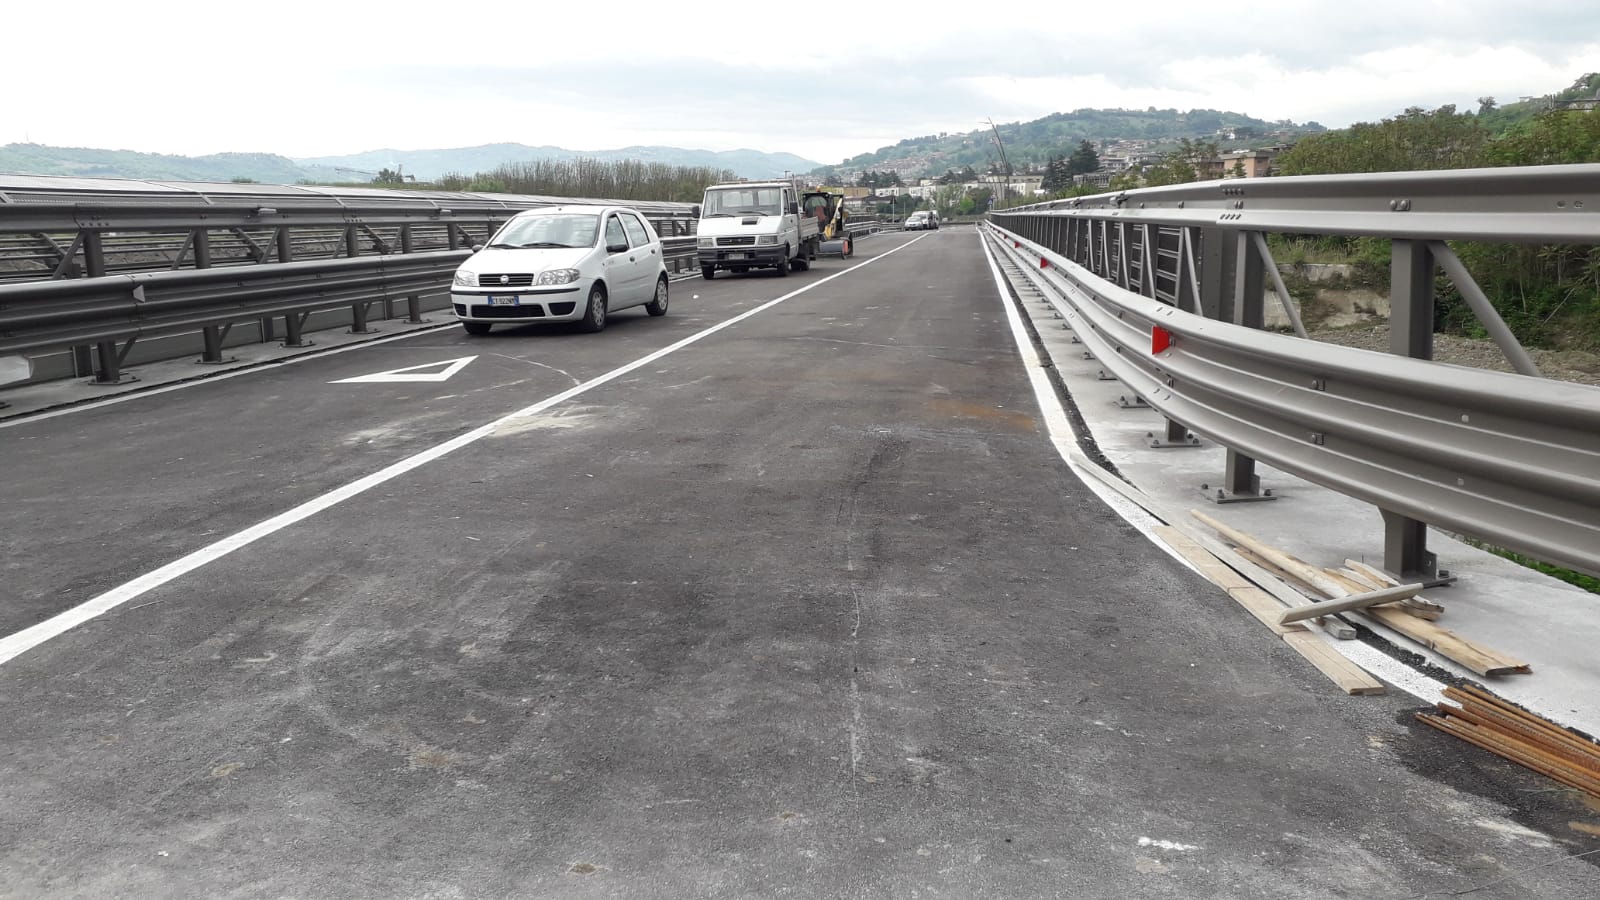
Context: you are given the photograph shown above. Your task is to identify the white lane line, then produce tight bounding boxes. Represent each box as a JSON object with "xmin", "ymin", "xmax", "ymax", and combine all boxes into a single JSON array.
[
  {"xmin": 978, "ymin": 232, "xmax": 1448, "ymax": 705},
  {"xmin": 0, "ymin": 238, "xmax": 928, "ymax": 667}
]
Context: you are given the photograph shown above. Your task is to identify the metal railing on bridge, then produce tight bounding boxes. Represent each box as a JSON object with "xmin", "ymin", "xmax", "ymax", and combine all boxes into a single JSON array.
[
  {"xmin": 986, "ymin": 163, "xmax": 1600, "ymax": 582},
  {"xmin": 0, "ymin": 175, "xmax": 701, "ymax": 383}
]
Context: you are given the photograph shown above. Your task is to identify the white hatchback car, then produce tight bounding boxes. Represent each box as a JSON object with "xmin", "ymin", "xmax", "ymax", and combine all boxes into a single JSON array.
[{"xmin": 450, "ymin": 205, "xmax": 669, "ymax": 334}]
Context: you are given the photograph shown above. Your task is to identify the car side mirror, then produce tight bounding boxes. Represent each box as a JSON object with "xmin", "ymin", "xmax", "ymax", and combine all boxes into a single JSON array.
[
  {"xmin": 608, "ymin": 242, "xmax": 629, "ymax": 254},
  {"xmin": 471, "ymin": 244, "xmax": 484, "ymax": 253}
]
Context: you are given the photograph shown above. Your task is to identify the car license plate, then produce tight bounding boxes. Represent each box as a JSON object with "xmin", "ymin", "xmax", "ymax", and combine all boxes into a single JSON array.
[
  {"xmin": 726, "ymin": 252, "xmax": 746, "ymax": 260},
  {"xmin": 488, "ymin": 295, "xmax": 520, "ymax": 306}
]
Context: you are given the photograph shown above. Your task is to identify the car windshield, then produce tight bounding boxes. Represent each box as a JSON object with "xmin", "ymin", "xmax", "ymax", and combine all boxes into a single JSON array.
[
  {"xmin": 489, "ymin": 213, "xmax": 599, "ymax": 249},
  {"xmin": 701, "ymin": 187, "xmax": 783, "ymax": 218}
]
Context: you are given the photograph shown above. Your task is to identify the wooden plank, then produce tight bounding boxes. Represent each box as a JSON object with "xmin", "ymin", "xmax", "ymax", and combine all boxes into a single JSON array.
[
  {"xmin": 1188, "ymin": 513, "xmax": 1524, "ymax": 674},
  {"xmin": 1191, "ymin": 510, "xmax": 1354, "ymax": 599},
  {"xmin": 1233, "ymin": 548, "xmax": 1359, "ymax": 639},
  {"xmin": 1276, "ymin": 582, "xmax": 1425, "ymax": 625},
  {"xmin": 1227, "ymin": 587, "xmax": 1305, "ymax": 635},
  {"xmin": 1152, "ymin": 526, "xmax": 1305, "ymax": 635},
  {"xmin": 1155, "ymin": 526, "xmax": 1256, "ymax": 591},
  {"xmin": 1419, "ymin": 714, "xmax": 1600, "ymax": 798},
  {"xmin": 1282, "ymin": 631, "xmax": 1386, "ymax": 695},
  {"xmin": 1448, "ymin": 686, "xmax": 1600, "ymax": 765},
  {"xmin": 1365, "ymin": 605, "xmax": 1531, "ymax": 676},
  {"xmin": 1061, "ymin": 465, "xmax": 1349, "ymax": 642},
  {"xmin": 1344, "ymin": 559, "xmax": 1398, "ymax": 587},
  {"xmin": 1342, "ymin": 561, "xmax": 1445, "ymax": 619},
  {"xmin": 1315, "ymin": 570, "xmax": 1530, "ymax": 675}
]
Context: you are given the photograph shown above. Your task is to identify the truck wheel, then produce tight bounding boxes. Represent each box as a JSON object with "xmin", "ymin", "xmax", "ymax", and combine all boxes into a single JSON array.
[
  {"xmin": 701, "ymin": 265, "xmax": 715, "ymax": 280},
  {"xmin": 776, "ymin": 248, "xmax": 790, "ymax": 277}
]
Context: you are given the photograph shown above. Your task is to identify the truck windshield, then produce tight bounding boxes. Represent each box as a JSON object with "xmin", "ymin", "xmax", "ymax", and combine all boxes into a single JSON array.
[{"xmin": 701, "ymin": 187, "xmax": 783, "ymax": 218}]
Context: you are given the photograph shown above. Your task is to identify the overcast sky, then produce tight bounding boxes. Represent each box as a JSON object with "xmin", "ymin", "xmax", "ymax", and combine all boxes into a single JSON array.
[{"xmin": 4, "ymin": 1, "xmax": 1597, "ymax": 167}]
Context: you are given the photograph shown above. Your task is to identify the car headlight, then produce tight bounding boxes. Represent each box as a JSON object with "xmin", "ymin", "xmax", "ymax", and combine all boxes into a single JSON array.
[
  {"xmin": 536, "ymin": 268, "xmax": 581, "ymax": 285},
  {"xmin": 756, "ymin": 235, "xmax": 778, "ymax": 245},
  {"xmin": 697, "ymin": 236, "xmax": 715, "ymax": 249},
  {"xmin": 452, "ymin": 270, "xmax": 476, "ymax": 287}
]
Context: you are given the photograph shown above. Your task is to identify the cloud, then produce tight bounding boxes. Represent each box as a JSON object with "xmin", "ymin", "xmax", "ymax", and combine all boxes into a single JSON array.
[{"xmin": 1, "ymin": 0, "xmax": 1597, "ymax": 166}]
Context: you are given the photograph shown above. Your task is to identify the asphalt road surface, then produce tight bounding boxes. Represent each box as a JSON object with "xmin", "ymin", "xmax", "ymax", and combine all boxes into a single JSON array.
[{"xmin": 2, "ymin": 229, "xmax": 1597, "ymax": 898}]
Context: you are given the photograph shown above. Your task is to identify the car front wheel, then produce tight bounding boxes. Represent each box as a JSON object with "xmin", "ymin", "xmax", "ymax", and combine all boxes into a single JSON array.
[
  {"xmin": 462, "ymin": 321, "xmax": 491, "ymax": 336},
  {"xmin": 579, "ymin": 283, "xmax": 608, "ymax": 333}
]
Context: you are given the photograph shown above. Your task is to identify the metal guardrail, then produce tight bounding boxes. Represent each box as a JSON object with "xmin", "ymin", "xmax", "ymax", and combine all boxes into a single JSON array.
[
  {"xmin": 0, "ymin": 175, "xmax": 699, "ymax": 284},
  {"xmin": 0, "ymin": 175, "xmax": 701, "ymax": 385},
  {"xmin": 985, "ymin": 164, "xmax": 1600, "ymax": 580}
]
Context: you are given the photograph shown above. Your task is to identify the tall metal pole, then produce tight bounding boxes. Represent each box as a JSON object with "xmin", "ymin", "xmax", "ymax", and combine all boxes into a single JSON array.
[{"xmin": 986, "ymin": 118, "xmax": 1013, "ymax": 209}]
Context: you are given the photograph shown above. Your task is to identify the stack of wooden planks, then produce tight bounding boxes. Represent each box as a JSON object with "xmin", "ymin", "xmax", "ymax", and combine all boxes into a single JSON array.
[
  {"xmin": 1188, "ymin": 510, "xmax": 1531, "ymax": 679},
  {"xmin": 1418, "ymin": 685, "xmax": 1600, "ymax": 799}
]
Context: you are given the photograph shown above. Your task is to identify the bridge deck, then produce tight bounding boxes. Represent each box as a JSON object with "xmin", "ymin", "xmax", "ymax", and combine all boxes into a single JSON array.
[{"xmin": 2, "ymin": 229, "xmax": 1596, "ymax": 897}]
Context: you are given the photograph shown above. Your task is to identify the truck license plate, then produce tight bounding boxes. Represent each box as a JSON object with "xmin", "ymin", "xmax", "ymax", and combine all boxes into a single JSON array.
[{"xmin": 725, "ymin": 252, "xmax": 746, "ymax": 260}]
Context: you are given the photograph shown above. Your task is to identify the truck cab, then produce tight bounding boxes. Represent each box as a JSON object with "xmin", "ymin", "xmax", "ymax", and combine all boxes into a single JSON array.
[{"xmin": 696, "ymin": 180, "xmax": 819, "ymax": 279}]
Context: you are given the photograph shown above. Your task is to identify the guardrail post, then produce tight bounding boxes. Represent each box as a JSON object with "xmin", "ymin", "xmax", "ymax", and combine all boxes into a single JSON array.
[
  {"xmin": 91, "ymin": 340, "xmax": 136, "ymax": 385},
  {"xmin": 71, "ymin": 232, "xmax": 111, "ymax": 378},
  {"xmin": 192, "ymin": 229, "xmax": 234, "ymax": 365},
  {"xmin": 283, "ymin": 312, "xmax": 311, "ymax": 348},
  {"xmin": 1207, "ymin": 231, "xmax": 1275, "ymax": 502},
  {"xmin": 193, "ymin": 228, "xmax": 211, "ymax": 270},
  {"xmin": 401, "ymin": 224, "xmax": 427, "ymax": 323},
  {"xmin": 1383, "ymin": 240, "xmax": 1446, "ymax": 581},
  {"xmin": 277, "ymin": 228, "xmax": 294, "ymax": 263},
  {"xmin": 350, "ymin": 301, "xmax": 375, "ymax": 334},
  {"xmin": 1197, "ymin": 227, "xmax": 1233, "ymax": 320}
]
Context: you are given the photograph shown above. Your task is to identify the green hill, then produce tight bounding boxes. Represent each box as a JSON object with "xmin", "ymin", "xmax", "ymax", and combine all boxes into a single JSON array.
[{"xmin": 811, "ymin": 108, "xmax": 1325, "ymax": 180}]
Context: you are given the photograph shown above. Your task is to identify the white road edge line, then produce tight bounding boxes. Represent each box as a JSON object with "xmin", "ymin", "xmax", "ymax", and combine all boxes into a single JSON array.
[
  {"xmin": 0, "ymin": 236, "xmax": 928, "ymax": 666},
  {"xmin": 978, "ymin": 232, "xmax": 1447, "ymax": 705}
]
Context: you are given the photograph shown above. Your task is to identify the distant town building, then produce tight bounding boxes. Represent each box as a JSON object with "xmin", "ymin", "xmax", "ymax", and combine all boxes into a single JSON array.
[{"xmin": 1202, "ymin": 148, "xmax": 1283, "ymax": 179}]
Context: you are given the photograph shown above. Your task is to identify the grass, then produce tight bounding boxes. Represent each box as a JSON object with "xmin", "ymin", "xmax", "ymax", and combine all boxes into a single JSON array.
[{"xmin": 1460, "ymin": 539, "xmax": 1600, "ymax": 595}]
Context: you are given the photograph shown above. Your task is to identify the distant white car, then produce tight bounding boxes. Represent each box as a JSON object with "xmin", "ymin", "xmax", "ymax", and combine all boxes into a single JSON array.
[
  {"xmin": 903, "ymin": 211, "xmax": 937, "ymax": 231},
  {"xmin": 450, "ymin": 205, "xmax": 669, "ymax": 334}
]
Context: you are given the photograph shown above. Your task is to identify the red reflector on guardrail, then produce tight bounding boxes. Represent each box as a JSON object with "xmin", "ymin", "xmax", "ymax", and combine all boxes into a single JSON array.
[
  {"xmin": 1152, "ymin": 325, "xmax": 1173, "ymax": 354},
  {"xmin": 1040, "ymin": 258, "xmax": 1049, "ymax": 269}
]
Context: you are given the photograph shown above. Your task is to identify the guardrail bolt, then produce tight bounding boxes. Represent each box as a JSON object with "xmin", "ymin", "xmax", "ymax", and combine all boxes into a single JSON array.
[{"xmin": 1309, "ymin": 432, "xmax": 1326, "ymax": 445}]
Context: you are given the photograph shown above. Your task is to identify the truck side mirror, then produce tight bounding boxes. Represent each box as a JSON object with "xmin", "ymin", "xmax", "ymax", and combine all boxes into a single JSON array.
[
  {"xmin": 692, "ymin": 206, "xmax": 701, "ymax": 218},
  {"xmin": 788, "ymin": 202, "xmax": 799, "ymax": 215}
]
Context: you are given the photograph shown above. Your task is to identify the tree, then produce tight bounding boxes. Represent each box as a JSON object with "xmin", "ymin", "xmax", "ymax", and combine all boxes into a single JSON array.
[
  {"xmin": 1139, "ymin": 138, "xmax": 1219, "ymax": 187},
  {"xmin": 1067, "ymin": 140, "xmax": 1099, "ymax": 176},
  {"xmin": 1276, "ymin": 105, "xmax": 1489, "ymax": 175},
  {"xmin": 1040, "ymin": 154, "xmax": 1069, "ymax": 193},
  {"xmin": 1482, "ymin": 108, "xmax": 1600, "ymax": 166}
]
